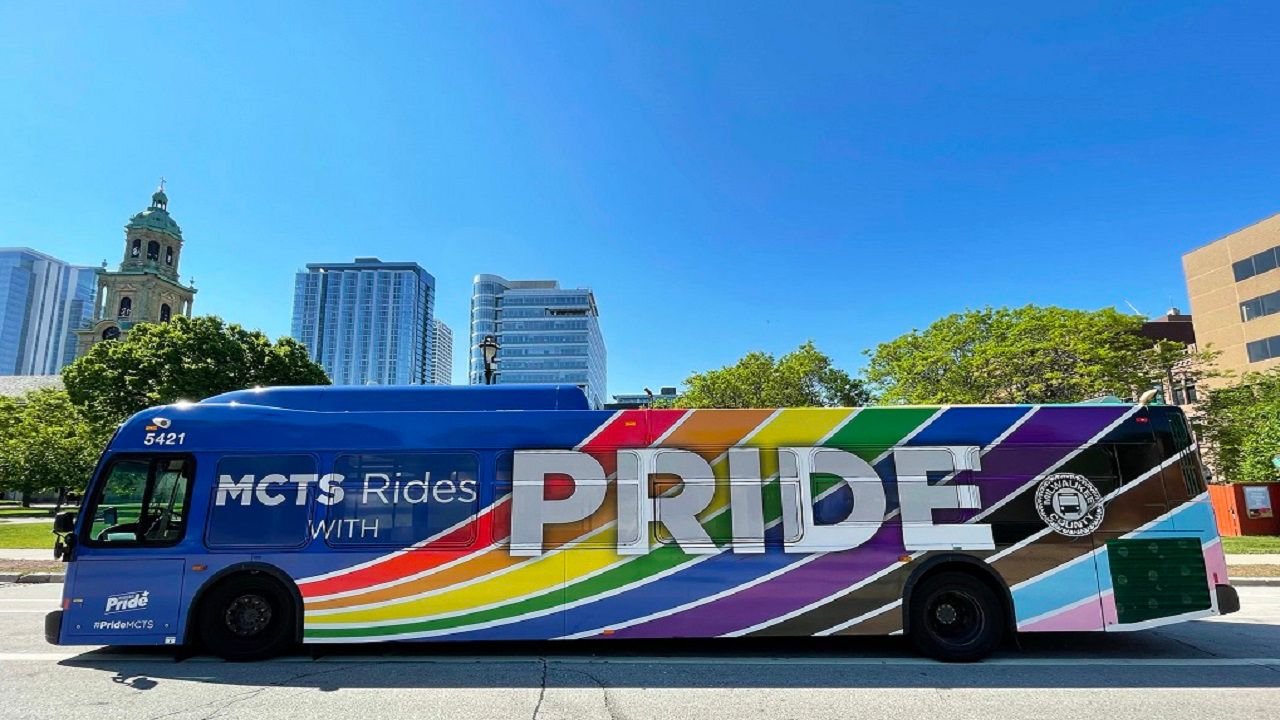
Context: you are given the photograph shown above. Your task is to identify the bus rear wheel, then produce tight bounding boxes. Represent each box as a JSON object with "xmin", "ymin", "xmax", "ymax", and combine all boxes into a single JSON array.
[
  {"xmin": 197, "ymin": 574, "xmax": 296, "ymax": 661},
  {"xmin": 908, "ymin": 571, "xmax": 1004, "ymax": 662}
]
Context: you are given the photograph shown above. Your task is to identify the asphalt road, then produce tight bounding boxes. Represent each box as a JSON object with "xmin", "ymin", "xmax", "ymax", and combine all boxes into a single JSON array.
[{"xmin": 2, "ymin": 582, "xmax": 1279, "ymax": 720}]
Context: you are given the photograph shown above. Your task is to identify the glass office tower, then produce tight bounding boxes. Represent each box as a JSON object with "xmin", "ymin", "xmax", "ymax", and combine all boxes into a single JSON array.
[
  {"xmin": 469, "ymin": 274, "xmax": 606, "ymax": 408},
  {"xmin": 0, "ymin": 248, "xmax": 97, "ymax": 375},
  {"xmin": 431, "ymin": 318, "xmax": 453, "ymax": 385},
  {"xmin": 291, "ymin": 258, "xmax": 435, "ymax": 385}
]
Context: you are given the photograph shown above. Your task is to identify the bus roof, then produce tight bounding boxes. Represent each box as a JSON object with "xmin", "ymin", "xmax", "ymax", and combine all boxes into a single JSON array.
[{"xmin": 200, "ymin": 384, "xmax": 592, "ymax": 412}]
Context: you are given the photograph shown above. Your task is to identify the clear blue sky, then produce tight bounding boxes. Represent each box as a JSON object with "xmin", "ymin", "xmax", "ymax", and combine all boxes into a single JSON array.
[{"xmin": 2, "ymin": 2, "xmax": 1278, "ymax": 393}]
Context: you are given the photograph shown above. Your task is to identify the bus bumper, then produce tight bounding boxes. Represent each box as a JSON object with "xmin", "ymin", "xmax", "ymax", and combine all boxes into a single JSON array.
[
  {"xmin": 44, "ymin": 610, "xmax": 62, "ymax": 645},
  {"xmin": 1216, "ymin": 584, "xmax": 1241, "ymax": 616}
]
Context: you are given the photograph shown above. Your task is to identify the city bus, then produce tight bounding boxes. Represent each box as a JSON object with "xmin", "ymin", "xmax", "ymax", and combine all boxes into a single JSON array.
[{"xmin": 45, "ymin": 384, "xmax": 1239, "ymax": 662}]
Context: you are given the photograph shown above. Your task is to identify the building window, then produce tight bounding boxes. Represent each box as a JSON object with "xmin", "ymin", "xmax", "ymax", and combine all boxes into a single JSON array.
[
  {"xmin": 118, "ymin": 296, "xmax": 132, "ymax": 318},
  {"xmin": 1241, "ymin": 289, "xmax": 1280, "ymax": 323},
  {"xmin": 1233, "ymin": 246, "xmax": 1280, "ymax": 282},
  {"xmin": 130, "ymin": 238, "xmax": 141, "ymax": 258},
  {"xmin": 165, "ymin": 246, "xmax": 174, "ymax": 265},
  {"xmin": 147, "ymin": 241, "xmax": 160, "ymax": 261},
  {"xmin": 1185, "ymin": 383, "xmax": 1198, "ymax": 404},
  {"xmin": 1246, "ymin": 335, "xmax": 1280, "ymax": 363},
  {"xmin": 160, "ymin": 303, "xmax": 171, "ymax": 322},
  {"xmin": 101, "ymin": 326, "xmax": 120, "ymax": 341}
]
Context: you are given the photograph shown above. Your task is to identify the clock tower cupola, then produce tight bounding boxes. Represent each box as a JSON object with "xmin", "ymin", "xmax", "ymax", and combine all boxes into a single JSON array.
[{"xmin": 76, "ymin": 181, "xmax": 197, "ymax": 357}]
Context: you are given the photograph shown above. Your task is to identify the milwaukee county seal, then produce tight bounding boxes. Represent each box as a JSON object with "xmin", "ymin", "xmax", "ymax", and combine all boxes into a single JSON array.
[{"xmin": 1034, "ymin": 473, "xmax": 1105, "ymax": 537}]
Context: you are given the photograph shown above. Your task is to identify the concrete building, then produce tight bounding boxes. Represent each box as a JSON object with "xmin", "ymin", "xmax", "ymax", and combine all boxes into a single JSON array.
[
  {"xmin": 1183, "ymin": 213, "xmax": 1280, "ymax": 383},
  {"xmin": 431, "ymin": 318, "xmax": 453, "ymax": 385},
  {"xmin": 291, "ymin": 258, "xmax": 435, "ymax": 385},
  {"xmin": 0, "ymin": 248, "xmax": 96, "ymax": 375},
  {"xmin": 75, "ymin": 183, "xmax": 197, "ymax": 357},
  {"xmin": 469, "ymin": 274, "xmax": 606, "ymax": 408},
  {"xmin": 605, "ymin": 386, "xmax": 679, "ymax": 409}
]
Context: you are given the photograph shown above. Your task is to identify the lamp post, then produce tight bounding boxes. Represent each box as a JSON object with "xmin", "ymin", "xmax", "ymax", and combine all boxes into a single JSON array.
[{"xmin": 480, "ymin": 335, "xmax": 499, "ymax": 385}]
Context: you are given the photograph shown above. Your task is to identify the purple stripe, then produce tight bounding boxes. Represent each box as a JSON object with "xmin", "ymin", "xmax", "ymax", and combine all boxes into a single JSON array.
[{"xmin": 615, "ymin": 405, "xmax": 1127, "ymax": 638}]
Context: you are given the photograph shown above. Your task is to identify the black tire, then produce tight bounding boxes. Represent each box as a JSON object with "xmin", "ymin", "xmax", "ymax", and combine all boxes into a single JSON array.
[
  {"xmin": 908, "ymin": 571, "xmax": 1005, "ymax": 662},
  {"xmin": 196, "ymin": 573, "xmax": 297, "ymax": 661}
]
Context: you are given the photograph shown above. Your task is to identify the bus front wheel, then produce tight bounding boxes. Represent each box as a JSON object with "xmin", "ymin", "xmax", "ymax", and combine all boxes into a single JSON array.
[
  {"xmin": 196, "ymin": 573, "xmax": 297, "ymax": 661},
  {"xmin": 908, "ymin": 571, "xmax": 1004, "ymax": 662}
]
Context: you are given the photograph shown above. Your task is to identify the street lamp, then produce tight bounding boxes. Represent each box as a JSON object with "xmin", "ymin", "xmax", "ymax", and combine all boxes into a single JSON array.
[{"xmin": 480, "ymin": 335, "xmax": 499, "ymax": 385}]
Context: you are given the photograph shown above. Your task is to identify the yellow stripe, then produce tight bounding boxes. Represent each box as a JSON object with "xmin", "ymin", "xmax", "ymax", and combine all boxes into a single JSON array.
[{"xmin": 308, "ymin": 525, "xmax": 620, "ymax": 624}]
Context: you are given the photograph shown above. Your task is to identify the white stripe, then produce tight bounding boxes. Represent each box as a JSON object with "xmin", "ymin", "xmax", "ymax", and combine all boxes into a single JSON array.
[
  {"xmin": 297, "ymin": 500, "xmax": 505, "ymax": 588},
  {"xmin": 817, "ymin": 599, "xmax": 903, "ymax": 636},
  {"xmin": 573, "ymin": 411, "xmax": 625, "ymax": 451},
  {"xmin": 306, "ymin": 528, "xmax": 632, "ymax": 627},
  {"xmin": 1016, "ymin": 592, "xmax": 1104, "ymax": 629},
  {"xmin": 650, "ymin": 410, "xmax": 693, "ymax": 446}
]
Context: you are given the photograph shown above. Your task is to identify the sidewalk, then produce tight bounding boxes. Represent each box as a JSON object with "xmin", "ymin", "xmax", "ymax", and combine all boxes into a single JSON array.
[
  {"xmin": 0, "ymin": 549, "xmax": 54, "ymax": 560},
  {"xmin": 1224, "ymin": 553, "xmax": 1280, "ymax": 565}
]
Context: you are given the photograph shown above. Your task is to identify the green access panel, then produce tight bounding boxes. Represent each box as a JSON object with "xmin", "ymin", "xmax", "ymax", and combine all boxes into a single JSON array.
[{"xmin": 1107, "ymin": 537, "xmax": 1211, "ymax": 625}]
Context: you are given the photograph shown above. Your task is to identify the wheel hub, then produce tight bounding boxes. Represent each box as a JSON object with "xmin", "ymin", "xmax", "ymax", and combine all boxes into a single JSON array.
[
  {"xmin": 225, "ymin": 594, "xmax": 272, "ymax": 637},
  {"xmin": 935, "ymin": 603, "xmax": 959, "ymax": 625}
]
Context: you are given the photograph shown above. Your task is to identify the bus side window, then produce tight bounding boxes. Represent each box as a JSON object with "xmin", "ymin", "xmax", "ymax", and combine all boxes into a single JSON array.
[
  {"xmin": 206, "ymin": 455, "xmax": 315, "ymax": 548},
  {"xmin": 328, "ymin": 452, "xmax": 481, "ymax": 549}
]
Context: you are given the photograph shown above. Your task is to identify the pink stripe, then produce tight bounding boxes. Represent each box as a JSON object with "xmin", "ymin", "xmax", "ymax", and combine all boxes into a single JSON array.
[{"xmin": 1021, "ymin": 596, "xmax": 1105, "ymax": 632}]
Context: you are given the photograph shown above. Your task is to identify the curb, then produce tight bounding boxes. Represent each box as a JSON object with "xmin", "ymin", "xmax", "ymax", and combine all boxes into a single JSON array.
[
  {"xmin": 1229, "ymin": 577, "xmax": 1280, "ymax": 587},
  {"xmin": 0, "ymin": 573, "xmax": 64, "ymax": 584}
]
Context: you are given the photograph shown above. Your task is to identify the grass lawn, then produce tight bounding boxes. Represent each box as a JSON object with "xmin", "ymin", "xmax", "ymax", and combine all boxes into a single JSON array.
[
  {"xmin": 0, "ymin": 521, "xmax": 55, "ymax": 549},
  {"xmin": 1222, "ymin": 535, "xmax": 1280, "ymax": 554}
]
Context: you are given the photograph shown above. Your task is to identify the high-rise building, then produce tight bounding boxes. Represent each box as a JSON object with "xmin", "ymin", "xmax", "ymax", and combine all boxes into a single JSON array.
[
  {"xmin": 75, "ymin": 183, "xmax": 197, "ymax": 357},
  {"xmin": 0, "ymin": 248, "xmax": 96, "ymax": 375},
  {"xmin": 1183, "ymin": 212, "xmax": 1280, "ymax": 383},
  {"xmin": 291, "ymin": 258, "xmax": 435, "ymax": 385},
  {"xmin": 431, "ymin": 318, "xmax": 453, "ymax": 385},
  {"xmin": 469, "ymin": 274, "xmax": 606, "ymax": 408}
]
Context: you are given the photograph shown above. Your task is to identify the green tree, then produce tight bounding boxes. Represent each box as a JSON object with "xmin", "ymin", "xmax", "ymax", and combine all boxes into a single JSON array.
[
  {"xmin": 671, "ymin": 341, "xmax": 870, "ymax": 408},
  {"xmin": 0, "ymin": 390, "xmax": 108, "ymax": 505},
  {"xmin": 863, "ymin": 305, "xmax": 1212, "ymax": 405},
  {"xmin": 63, "ymin": 315, "xmax": 329, "ymax": 427},
  {"xmin": 1195, "ymin": 369, "xmax": 1280, "ymax": 484}
]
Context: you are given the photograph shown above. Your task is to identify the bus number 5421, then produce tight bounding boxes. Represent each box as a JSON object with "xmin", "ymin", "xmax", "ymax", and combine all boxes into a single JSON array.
[{"xmin": 143, "ymin": 432, "xmax": 185, "ymax": 446}]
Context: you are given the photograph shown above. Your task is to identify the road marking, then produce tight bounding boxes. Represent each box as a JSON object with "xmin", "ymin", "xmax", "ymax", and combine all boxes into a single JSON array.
[{"xmin": 3, "ymin": 652, "xmax": 1280, "ymax": 667}]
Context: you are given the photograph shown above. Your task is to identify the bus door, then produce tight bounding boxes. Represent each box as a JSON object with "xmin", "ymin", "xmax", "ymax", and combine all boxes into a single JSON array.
[{"xmin": 63, "ymin": 455, "xmax": 193, "ymax": 644}]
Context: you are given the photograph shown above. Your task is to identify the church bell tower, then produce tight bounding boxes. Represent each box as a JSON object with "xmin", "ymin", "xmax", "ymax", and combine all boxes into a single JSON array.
[{"xmin": 76, "ymin": 181, "xmax": 197, "ymax": 357}]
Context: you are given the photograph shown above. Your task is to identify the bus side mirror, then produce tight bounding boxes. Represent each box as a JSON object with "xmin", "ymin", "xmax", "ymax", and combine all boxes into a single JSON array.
[{"xmin": 53, "ymin": 511, "xmax": 76, "ymax": 535}]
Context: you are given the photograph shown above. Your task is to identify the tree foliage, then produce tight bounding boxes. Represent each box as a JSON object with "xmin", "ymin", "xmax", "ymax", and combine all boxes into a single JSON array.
[
  {"xmin": 1195, "ymin": 369, "xmax": 1280, "ymax": 484},
  {"xmin": 63, "ymin": 315, "xmax": 329, "ymax": 427},
  {"xmin": 0, "ymin": 390, "xmax": 108, "ymax": 501},
  {"xmin": 670, "ymin": 341, "xmax": 870, "ymax": 408},
  {"xmin": 863, "ymin": 305, "xmax": 1213, "ymax": 405}
]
